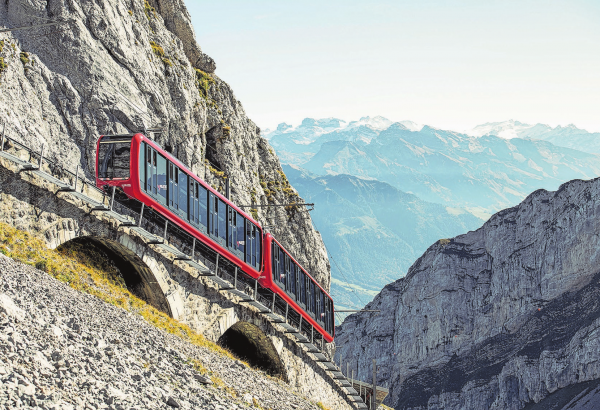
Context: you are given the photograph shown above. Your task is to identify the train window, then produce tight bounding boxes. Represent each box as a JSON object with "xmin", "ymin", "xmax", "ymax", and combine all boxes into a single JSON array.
[
  {"xmin": 289, "ymin": 259, "xmax": 296, "ymax": 298},
  {"xmin": 189, "ymin": 180, "xmax": 198, "ymax": 224},
  {"xmin": 168, "ymin": 163, "xmax": 179, "ymax": 209},
  {"xmin": 198, "ymin": 185, "xmax": 208, "ymax": 228},
  {"xmin": 299, "ymin": 272, "xmax": 306, "ymax": 305},
  {"xmin": 236, "ymin": 214, "xmax": 245, "ymax": 254},
  {"xmin": 208, "ymin": 193, "xmax": 216, "ymax": 236},
  {"xmin": 279, "ymin": 247, "xmax": 286, "ymax": 288},
  {"xmin": 145, "ymin": 145, "xmax": 155, "ymax": 194},
  {"xmin": 246, "ymin": 222, "xmax": 255, "ymax": 266},
  {"xmin": 156, "ymin": 153, "xmax": 167, "ymax": 204},
  {"xmin": 139, "ymin": 143, "xmax": 145, "ymax": 189},
  {"xmin": 272, "ymin": 243, "xmax": 279, "ymax": 283},
  {"xmin": 254, "ymin": 229, "xmax": 261, "ymax": 270},
  {"xmin": 309, "ymin": 280, "xmax": 315, "ymax": 315},
  {"xmin": 227, "ymin": 208, "xmax": 234, "ymax": 249},
  {"xmin": 320, "ymin": 291, "xmax": 325, "ymax": 323},
  {"xmin": 285, "ymin": 256, "xmax": 291, "ymax": 295},
  {"xmin": 315, "ymin": 288, "xmax": 320, "ymax": 320},
  {"xmin": 217, "ymin": 199, "xmax": 226, "ymax": 242},
  {"xmin": 179, "ymin": 170, "xmax": 188, "ymax": 216},
  {"xmin": 98, "ymin": 137, "xmax": 131, "ymax": 180}
]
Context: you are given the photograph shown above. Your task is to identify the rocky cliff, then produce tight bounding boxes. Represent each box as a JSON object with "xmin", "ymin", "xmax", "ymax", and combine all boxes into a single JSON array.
[
  {"xmin": 336, "ymin": 176, "xmax": 600, "ymax": 409},
  {"xmin": 0, "ymin": 0, "xmax": 329, "ymax": 289}
]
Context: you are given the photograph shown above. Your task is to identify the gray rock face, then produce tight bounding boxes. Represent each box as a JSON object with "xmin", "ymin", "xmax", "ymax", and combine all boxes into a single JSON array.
[
  {"xmin": 0, "ymin": 0, "xmax": 329, "ymax": 290},
  {"xmin": 336, "ymin": 177, "xmax": 600, "ymax": 409}
]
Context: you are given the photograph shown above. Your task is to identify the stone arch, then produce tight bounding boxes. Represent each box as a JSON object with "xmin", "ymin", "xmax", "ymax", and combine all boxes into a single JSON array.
[
  {"xmin": 218, "ymin": 321, "xmax": 288, "ymax": 382},
  {"xmin": 57, "ymin": 236, "xmax": 173, "ymax": 317}
]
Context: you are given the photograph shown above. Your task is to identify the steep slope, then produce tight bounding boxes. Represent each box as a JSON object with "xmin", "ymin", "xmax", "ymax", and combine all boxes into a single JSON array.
[
  {"xmin": 0, "ymin": 0, "xmax": 329, "ymax": 289},
  {"xmin": 335, "ymin": 177, "xmax": 600, "ymax": 409},
  {"xmin": 283, "ymin": 165, "xmax": 483, "ymax": 312}
]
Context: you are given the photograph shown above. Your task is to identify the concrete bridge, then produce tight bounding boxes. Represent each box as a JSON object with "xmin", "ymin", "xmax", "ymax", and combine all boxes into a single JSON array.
[{"xmin": 0, "ymin": 136, "xmax": 382, "ymax": 410}]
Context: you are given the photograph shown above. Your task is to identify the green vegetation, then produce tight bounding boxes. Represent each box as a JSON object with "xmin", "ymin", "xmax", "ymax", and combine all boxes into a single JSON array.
[
  {"xmin": 0, "ymin": 222, "xmax": 232, "ymax": 358},
  {"xmin": 0, "ymin": 40, "xmax": 4, "ymax": 53},
  {"xmin": 149, "ymin": 41, "xmax": 164, "ymax": 57},
  {"xmin": 195, "ymin": 68, "xmax": 215, "ymax": 98},
  {"xmin": 144, "ymin": 0, "xmax": 157, "ymax": 19},
  {"xmin": 19, "ymin": 52, "xmax": 29, "ymax": 66},
  {"xmin": 316, "ymin": 403, "xmax": 331, "ymax": 410},
  {"xmin": 161, "ymin": 57, "xmax": 173, "ymax": 67},
  {"xmin": 439, "ymin": 238, "xmax": 451, "ymax": 246},
  {"xmin": 0, "ymin": 58, "xmax": 7, "ymax": 78}
]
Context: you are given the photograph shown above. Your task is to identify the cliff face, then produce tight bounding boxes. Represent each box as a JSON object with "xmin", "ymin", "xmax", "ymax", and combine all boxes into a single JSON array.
[
  {"xmin": 0, "ymin": 0, "xmax": 329, "ymax": 289},
  {"xmin": 336, "ymin": 177, "xmax": 600, "ymax": 409}
]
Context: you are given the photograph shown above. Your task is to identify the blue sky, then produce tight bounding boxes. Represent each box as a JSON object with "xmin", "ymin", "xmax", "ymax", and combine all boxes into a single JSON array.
[{"xmin": 187, "ymin": 1, "xmax": 600, "ymax": 132}]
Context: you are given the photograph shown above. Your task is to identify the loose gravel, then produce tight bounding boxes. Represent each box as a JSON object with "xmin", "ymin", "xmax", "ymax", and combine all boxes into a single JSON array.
[{"xmin": 0, "ymin": 253, "xmax": 327, "ymax": 410}]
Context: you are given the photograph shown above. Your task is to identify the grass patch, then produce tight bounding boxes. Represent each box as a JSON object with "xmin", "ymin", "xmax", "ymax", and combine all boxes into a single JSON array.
[
  {"xmin": 144, "ymin": 0, "xmax": 157, "ymax": 19},
  {"xmin": 149, "ymin": 41, "xmax": 164, "ymax": 57},
  {"xmin": 195, "ymin": 68, "xmax": 215, "ymax": 98},
  {"xmin": 0, "ymin": 222, "xmax": 232, "ymax": 358},
  {"xmin": 0, "ymin": 58, "xmax": 7, "ymax": 78},
  {"xmin": 19, "ymin": 52, "xmax": 29, "ymax": 65}
]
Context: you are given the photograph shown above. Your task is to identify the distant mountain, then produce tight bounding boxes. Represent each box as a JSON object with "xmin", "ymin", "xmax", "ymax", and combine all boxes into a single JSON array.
[
  {"xmin": 267, "ymin": 117, "xmax": 600, "ymax": 312},
  {"xmin": 265, "ymin": 116, "xmax": 421, "ymax": 165},
  {"xmin": 283, "ymin": 165, "xmax": 483, "ymax": 312},
  {"xmin": 468, "ymin": 120, "xmax": 600, "ymax": 154},
  {"xmin": 290, "ymin": 124, "xmax": 600, "ymax": 217}
]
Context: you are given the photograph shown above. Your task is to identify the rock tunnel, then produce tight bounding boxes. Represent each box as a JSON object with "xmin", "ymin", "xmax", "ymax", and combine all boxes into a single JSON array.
[
  {"xmin": 218, "ymin": 321, "xmax": 288, "ymax": 382},
  {"xmin": 57, "ymin": 236, "xmax": 172, "ymax": 317}
]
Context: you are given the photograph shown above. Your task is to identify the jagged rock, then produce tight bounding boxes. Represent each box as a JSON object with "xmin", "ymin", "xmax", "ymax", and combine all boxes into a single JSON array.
[
  {"xmin": 166, "ymin": 396, "xmax": 180, "ymax": 408},
  {"xmin": 0, "ymin": 294, "xmax": 24, "ymax": 321},
  {"xmin": 0, "ymin": 0, "xmax": 329, "ymax": 291},
  {"xmin": 336, "ymin": 177, "xmax": 600, "ymax": 409}
]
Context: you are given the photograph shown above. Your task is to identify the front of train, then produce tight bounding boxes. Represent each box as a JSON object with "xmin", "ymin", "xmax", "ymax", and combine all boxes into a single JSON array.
[{"xmin": 95, "ymin": 134, "xmax": 144, "ymax": 198}]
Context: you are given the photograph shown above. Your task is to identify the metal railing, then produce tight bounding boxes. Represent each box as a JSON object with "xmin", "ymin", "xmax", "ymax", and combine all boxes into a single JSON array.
[{"xmin": 0, "ymin": 131, "xmax": 333, "ymax": 353}]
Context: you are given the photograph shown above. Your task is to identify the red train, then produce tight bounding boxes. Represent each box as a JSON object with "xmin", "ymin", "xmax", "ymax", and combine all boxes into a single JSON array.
[{"xmin": 95, "ymin": 133, "xmax": 335, "ymax": 342}]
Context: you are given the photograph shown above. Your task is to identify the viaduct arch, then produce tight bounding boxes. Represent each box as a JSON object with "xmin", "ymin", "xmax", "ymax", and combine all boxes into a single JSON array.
[{"xmin": 0, "ymin": 152, "xmax": 362, "ymax": 410}]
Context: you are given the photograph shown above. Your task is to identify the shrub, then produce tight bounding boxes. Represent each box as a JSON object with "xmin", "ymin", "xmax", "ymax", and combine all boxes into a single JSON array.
[
  {"xmin": 35, "ymin": 260, "xmax": 48, "ymax": 272},
  {"xmin": 194, "ymin": 68, "xmax": 215, "ymax": 98},
  {"xmin": 149, "ymin": 41, "xmax": 164, "ymax": 57}
]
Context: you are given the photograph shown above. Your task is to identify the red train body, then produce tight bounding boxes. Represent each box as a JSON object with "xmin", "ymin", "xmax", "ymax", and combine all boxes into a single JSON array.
[{"xmin": 95, "ymin": 133, "xmax": 334, "ymax": 342}]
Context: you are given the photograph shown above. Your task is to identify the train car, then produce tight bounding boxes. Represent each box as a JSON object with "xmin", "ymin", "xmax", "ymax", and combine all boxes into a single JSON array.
[{"xmin": 95, "ymin": 133, "xmax": 334, "ymax": 342}]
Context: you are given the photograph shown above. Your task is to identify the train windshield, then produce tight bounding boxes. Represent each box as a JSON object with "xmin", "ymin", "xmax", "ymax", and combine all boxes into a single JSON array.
[{"xmin": 98, "ymin": 136, "xmax": 132, "ymax": 179}]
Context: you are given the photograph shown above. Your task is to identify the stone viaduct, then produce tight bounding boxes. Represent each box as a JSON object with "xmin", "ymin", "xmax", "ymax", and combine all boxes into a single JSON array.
[{"xmin": 0, "ymin": 144, "xmax": 376, "ymax": 410}]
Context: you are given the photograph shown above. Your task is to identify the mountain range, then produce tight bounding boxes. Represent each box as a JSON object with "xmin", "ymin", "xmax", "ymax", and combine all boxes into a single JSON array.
[{"xmin": 265, "ymin": 117, "xmax": 600, "ymax": 311}]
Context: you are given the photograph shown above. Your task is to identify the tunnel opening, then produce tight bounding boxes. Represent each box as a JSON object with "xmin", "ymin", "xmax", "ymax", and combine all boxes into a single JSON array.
[
  {"xmin": 218, "ymin": 321, "xmax": 288, "ymax": 382},
  {"xmin": 57, "ymin": 236, "xmax": 172, "ymax": 317}
]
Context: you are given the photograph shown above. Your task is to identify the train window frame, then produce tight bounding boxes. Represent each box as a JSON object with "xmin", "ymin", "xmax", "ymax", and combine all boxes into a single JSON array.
[
  {"xmin": 155, "ymin": 153, "xmax": 167, "ymax": 204},
  {"xmin": 198, "ymin": 184, "xmax": 208, "ymax": 232},
  {"xmin": 236, "ymin": 213, "xmax": 245, "ymax": 256},
  {"xmin": 178, "ymin": 170, "xmax": 188, "ymax": 218},
  {"xmin": 139, "ymin": 143, "xmax": 145, "ymax": 191},
  {"xmin": 98, "ymin": 137, "xmax": 132, "ymax": 180}
]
